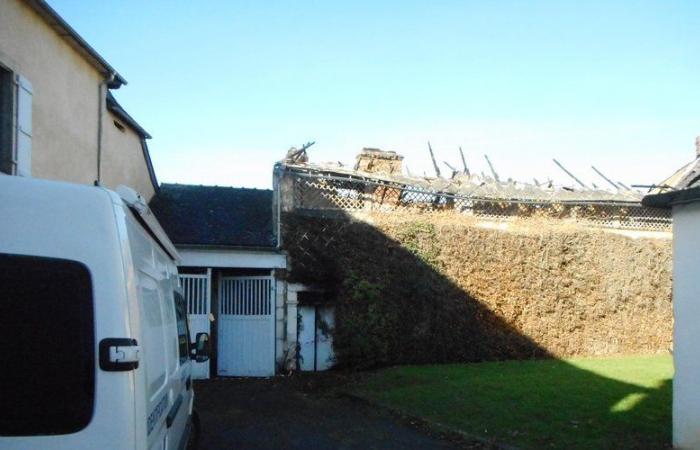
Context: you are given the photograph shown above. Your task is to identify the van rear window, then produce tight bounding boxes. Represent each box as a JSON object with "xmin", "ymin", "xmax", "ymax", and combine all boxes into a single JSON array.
[{"xmin": 0, "ymin": 253, "xmax": 94, "ymax": 436}]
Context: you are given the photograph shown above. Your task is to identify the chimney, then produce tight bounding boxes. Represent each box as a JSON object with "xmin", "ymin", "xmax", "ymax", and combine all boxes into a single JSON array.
[
  {"xmin": 354, "ymin": 148, "xmax": 404, "ymax": 176},
  {"xmin": 696, "ymin": 136, "xmax": 700, "ymax": 158}
]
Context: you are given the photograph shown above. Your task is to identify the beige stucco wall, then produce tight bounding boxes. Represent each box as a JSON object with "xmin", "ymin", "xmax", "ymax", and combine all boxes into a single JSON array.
[
  {"xmin": 102, "ymin": 112, "xmax": 155, "ymax": 199},
  {"xmin": 0, "ymin": 0, "xmax": 156, "ymax": 199}
]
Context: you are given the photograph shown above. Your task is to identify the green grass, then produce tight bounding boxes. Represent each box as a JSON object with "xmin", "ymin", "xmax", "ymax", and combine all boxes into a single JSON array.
[{"xmin": 351, "ymin": 355, "xmax": 673, "ymax": 449}]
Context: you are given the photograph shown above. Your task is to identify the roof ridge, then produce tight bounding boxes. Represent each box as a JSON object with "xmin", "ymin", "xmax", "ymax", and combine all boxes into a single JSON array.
[{"xmin": 159, "ymin": 183, "xmax": 272, "ymax": 192}]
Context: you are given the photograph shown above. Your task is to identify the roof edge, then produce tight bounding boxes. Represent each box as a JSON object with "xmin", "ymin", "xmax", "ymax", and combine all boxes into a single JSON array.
[
  {"xmin": 141, "ymin": 138, "xmax": 159, "ymax": 194},
  {"xmin": 168, "ymin": 243, "xmax": 278, "ymax": 252},
  {"xmin": 175, "ymin": 243, "xmax": 281, "ymax": 252},
  {"xmin": 159, "ymin": 182, "xmax": 273, "ymax": 193},
  {"xmin": 23, "ymin": 0, "xmax": 127, "ymax": 88},
  {"xmin": 643, "ymin": 186, "xmax": 700, "ymax": 209},
  {"xmin": 106, "ymin": 91, "xmax": 151, "ymax": 139}
]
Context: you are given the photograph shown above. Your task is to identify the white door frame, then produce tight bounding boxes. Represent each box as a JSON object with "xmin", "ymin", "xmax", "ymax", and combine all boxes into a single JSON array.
[{"xmin": 179, "ymin": 270, "xmax": 212, "ymax": 379}]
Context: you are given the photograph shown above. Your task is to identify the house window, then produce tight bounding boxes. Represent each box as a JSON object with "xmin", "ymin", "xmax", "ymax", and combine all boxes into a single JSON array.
[
  {"xmin": 0, "ymin": 65, "xmax": 32, "ymax": 176},
  {"xmin": 174, "ymin": 290, "xmax": 191, "ymax": 364}
]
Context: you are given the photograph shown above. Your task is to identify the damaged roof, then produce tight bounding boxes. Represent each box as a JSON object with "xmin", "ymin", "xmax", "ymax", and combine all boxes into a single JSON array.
[
  {"xmin": 642, "ymin": 139, "xmax": 700, "ymax": 208},
  {"xmin": 150, "ymin": 184, "xmax": 276, "ymax": 248},
  {"xmin": 281, "ymin": 159, "xmax": 643, "ymax": 204},
  {"xmin": 642, "ymin": 158, "xmax": 700, "ymax": 208}
]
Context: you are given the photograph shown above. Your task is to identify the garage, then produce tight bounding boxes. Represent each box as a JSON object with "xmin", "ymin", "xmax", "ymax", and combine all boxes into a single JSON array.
[{"xmin": 151, "ymin": 183, "xmax": 287, "ymax": 378}]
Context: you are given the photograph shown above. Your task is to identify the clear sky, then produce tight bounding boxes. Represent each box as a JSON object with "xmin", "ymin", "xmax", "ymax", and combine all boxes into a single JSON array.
[{"xmin": 50, "ymin": 0, "xmax": 699, "ymax": 189}]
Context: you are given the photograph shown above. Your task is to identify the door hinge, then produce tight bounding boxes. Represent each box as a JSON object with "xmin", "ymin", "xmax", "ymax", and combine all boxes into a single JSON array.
[{"xmin": 99, "ymin": 338, "xmax": 140, "ymax": 371}]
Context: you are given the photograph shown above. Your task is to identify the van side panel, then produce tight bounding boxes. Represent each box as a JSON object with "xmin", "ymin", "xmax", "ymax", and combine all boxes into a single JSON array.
[{"xmin": 119, "ymin": 204, "xmax": 191, "ymax": 450}]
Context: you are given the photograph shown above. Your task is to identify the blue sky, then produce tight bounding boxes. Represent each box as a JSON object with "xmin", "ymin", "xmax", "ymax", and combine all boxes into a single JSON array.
[{"xmin": 51, "ymin": 0, "xmax": 700, "ymax": 189}]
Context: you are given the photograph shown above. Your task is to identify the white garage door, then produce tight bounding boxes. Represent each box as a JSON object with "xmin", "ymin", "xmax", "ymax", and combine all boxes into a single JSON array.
[{"xmin": 218, "ymin": 276, "xmax": 275, "ymax": 377}]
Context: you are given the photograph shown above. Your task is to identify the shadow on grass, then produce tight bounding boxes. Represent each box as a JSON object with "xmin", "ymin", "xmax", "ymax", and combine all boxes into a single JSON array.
[{"xmin": 282, "ymin": 207, "xmax": 671, "ymax": 449}]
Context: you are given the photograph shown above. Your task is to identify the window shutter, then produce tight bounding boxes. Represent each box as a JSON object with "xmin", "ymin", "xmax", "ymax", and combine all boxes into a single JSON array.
[{"xmin": 15, "ymin": 74, "xmax": 32, "ymax": 177}]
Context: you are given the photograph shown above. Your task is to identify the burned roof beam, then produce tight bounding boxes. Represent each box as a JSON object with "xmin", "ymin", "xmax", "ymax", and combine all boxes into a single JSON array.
[
  {"xmin": 591, "ymin": 166, "xmax": 620, "ymax": 190},
  {"xmin": 617, "ymin": 181, "xmax": 631, "ymax": 191},
  {"xmin": 459, "ymin": 146, "xmax": 470, "ymax": 176},
  {"xmin": 484, "ymin": 154, "xmax": 500, "ymax": 182},
  {"xmin": 428, "ymin": 142, "xmax": 441, "ymax": 177},
  {"xmin": 553, "ymin": 159, "xmax": 588, "ymax": 189},
  {"xmin": 443, "ymin": 161, "xmax": 459, "ymax": 179}
]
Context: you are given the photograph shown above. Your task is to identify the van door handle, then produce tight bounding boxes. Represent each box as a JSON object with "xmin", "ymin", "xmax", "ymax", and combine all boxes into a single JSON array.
[
  {"xmin": 99, "ymin": 338, "xmax": 140, "ymax": 371},
  {"xmin": 166, "ymin": 394, "xmax": 183, "ymax": 428}
]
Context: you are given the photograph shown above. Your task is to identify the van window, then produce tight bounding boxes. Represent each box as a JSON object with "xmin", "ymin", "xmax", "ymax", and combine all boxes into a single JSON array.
[
  {"xmin": 140, "ymin": 281, "xmax": 167, "ymax": 396},
  {"xmin": 0, "ymin": 253, "xmax": 94, "ymax": 436},
  {"xmin": 174, "ymin": 291, "xmax": 190, "ymax": 364}
]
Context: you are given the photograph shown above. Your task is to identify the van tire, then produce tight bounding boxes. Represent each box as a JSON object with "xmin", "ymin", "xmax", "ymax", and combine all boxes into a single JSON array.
[{"xmin": 186, "ymin": 410, "xmax": 201, "ymax": 450}]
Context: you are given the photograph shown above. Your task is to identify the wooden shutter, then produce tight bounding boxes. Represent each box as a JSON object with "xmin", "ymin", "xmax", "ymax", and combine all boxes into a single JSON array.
[
  {"xmin": 14, "ymin": 74, "xmax": 32, "ymax": 177},
  {"xmin": 0, "ymin": 68, "xmax": 13, "ymax": 174}
]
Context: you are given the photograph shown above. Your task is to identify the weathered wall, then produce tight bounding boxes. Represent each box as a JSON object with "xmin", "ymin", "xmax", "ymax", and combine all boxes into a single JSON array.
[
  {"xmin": 0, "ymin": 0, "xmax": 156, "ymax": 198},
  {"xmin": 283, "ymin": 210, "xmax": 672, "ymax": 368}
]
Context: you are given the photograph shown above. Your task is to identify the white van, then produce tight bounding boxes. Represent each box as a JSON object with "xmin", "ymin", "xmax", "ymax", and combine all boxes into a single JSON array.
[{"xmin": 0, "ymin": 175, "xmax": 210, "ymax": 450}]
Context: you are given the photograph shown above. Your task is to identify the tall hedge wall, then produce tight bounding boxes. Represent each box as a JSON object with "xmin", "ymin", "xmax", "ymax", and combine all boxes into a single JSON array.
[{"xmin": 283, "ymin": 211, "xmax": 672, "ymax": 369}]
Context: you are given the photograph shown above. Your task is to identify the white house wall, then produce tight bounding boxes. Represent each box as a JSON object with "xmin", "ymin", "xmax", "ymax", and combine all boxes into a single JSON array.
[{"xmin": 672, "ymin": 201, "xmax": 700, "ymax": 449}]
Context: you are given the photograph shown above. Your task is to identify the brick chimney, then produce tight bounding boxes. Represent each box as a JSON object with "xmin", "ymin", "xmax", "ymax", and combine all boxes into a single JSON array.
[{"xmin": 354, "ymin": 148, "xmax": 404, "ymax": 175}]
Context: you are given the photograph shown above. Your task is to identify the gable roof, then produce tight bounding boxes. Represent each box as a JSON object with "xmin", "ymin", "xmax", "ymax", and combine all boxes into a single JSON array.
[
  {"xmin": 642, "ymin": 154, "xmax": 700, "ymax": 209},
  {"xmin": 150, "ymin": 184, "xmax": 276, "ymax": 249},
  {"xmin": 24, "ymin": 0, "xmax": 127, "ymax": 88}
]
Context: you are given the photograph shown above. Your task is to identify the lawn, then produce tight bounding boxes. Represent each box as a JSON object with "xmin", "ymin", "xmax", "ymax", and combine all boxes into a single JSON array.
[{"xmin": 350, "ymin": 355, "xmax": 673, "ymax": 449}]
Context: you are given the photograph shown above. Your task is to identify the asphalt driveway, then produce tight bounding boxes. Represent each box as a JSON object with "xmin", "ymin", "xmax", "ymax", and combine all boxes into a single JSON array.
[{"xmin": 193, "ymin": 375, "xmax": 477, "ymax": 450}]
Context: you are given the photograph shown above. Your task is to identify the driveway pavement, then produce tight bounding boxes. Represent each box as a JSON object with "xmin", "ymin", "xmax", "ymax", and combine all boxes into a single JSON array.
[{"xmin": 193, "ymin": 375, "xmax": 475, "ymax": 450}]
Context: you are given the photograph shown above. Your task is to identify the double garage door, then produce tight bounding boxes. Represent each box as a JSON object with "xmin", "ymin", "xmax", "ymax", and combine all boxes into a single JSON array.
[{"xmin": 180, "ymin": 274, "xmax": 275, "ymax": 378}]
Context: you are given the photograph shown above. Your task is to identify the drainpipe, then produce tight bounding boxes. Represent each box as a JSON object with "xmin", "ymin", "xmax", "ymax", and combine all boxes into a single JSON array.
[
  {"xmin": 274, "ymin": 163, "xmax": 282, "ymax": 249},
  {"xmin": 96, "ymin": 73, "xmax": 115, "ymax": 185}
]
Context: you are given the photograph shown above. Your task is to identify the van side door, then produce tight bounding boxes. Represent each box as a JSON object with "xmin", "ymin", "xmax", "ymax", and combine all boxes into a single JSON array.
[{"xmin": 166, "ymin": 285, "xmax": 194, "ymax": 450}]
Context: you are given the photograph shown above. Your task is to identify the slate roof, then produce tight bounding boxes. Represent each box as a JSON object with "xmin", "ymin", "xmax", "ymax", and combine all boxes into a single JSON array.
[
  {"xmin": 150, "ymin": 184, "xmax": 276, "ymax": 248},
  {"xmin": 643, "ymin": 155, "xmax": 700, "ymax": 208}
]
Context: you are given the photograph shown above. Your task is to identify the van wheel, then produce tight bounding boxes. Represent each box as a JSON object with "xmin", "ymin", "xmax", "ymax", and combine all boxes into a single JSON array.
[{"xmin": 187, "ymin": 410, "xmax": 201, "ymax": 450}]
